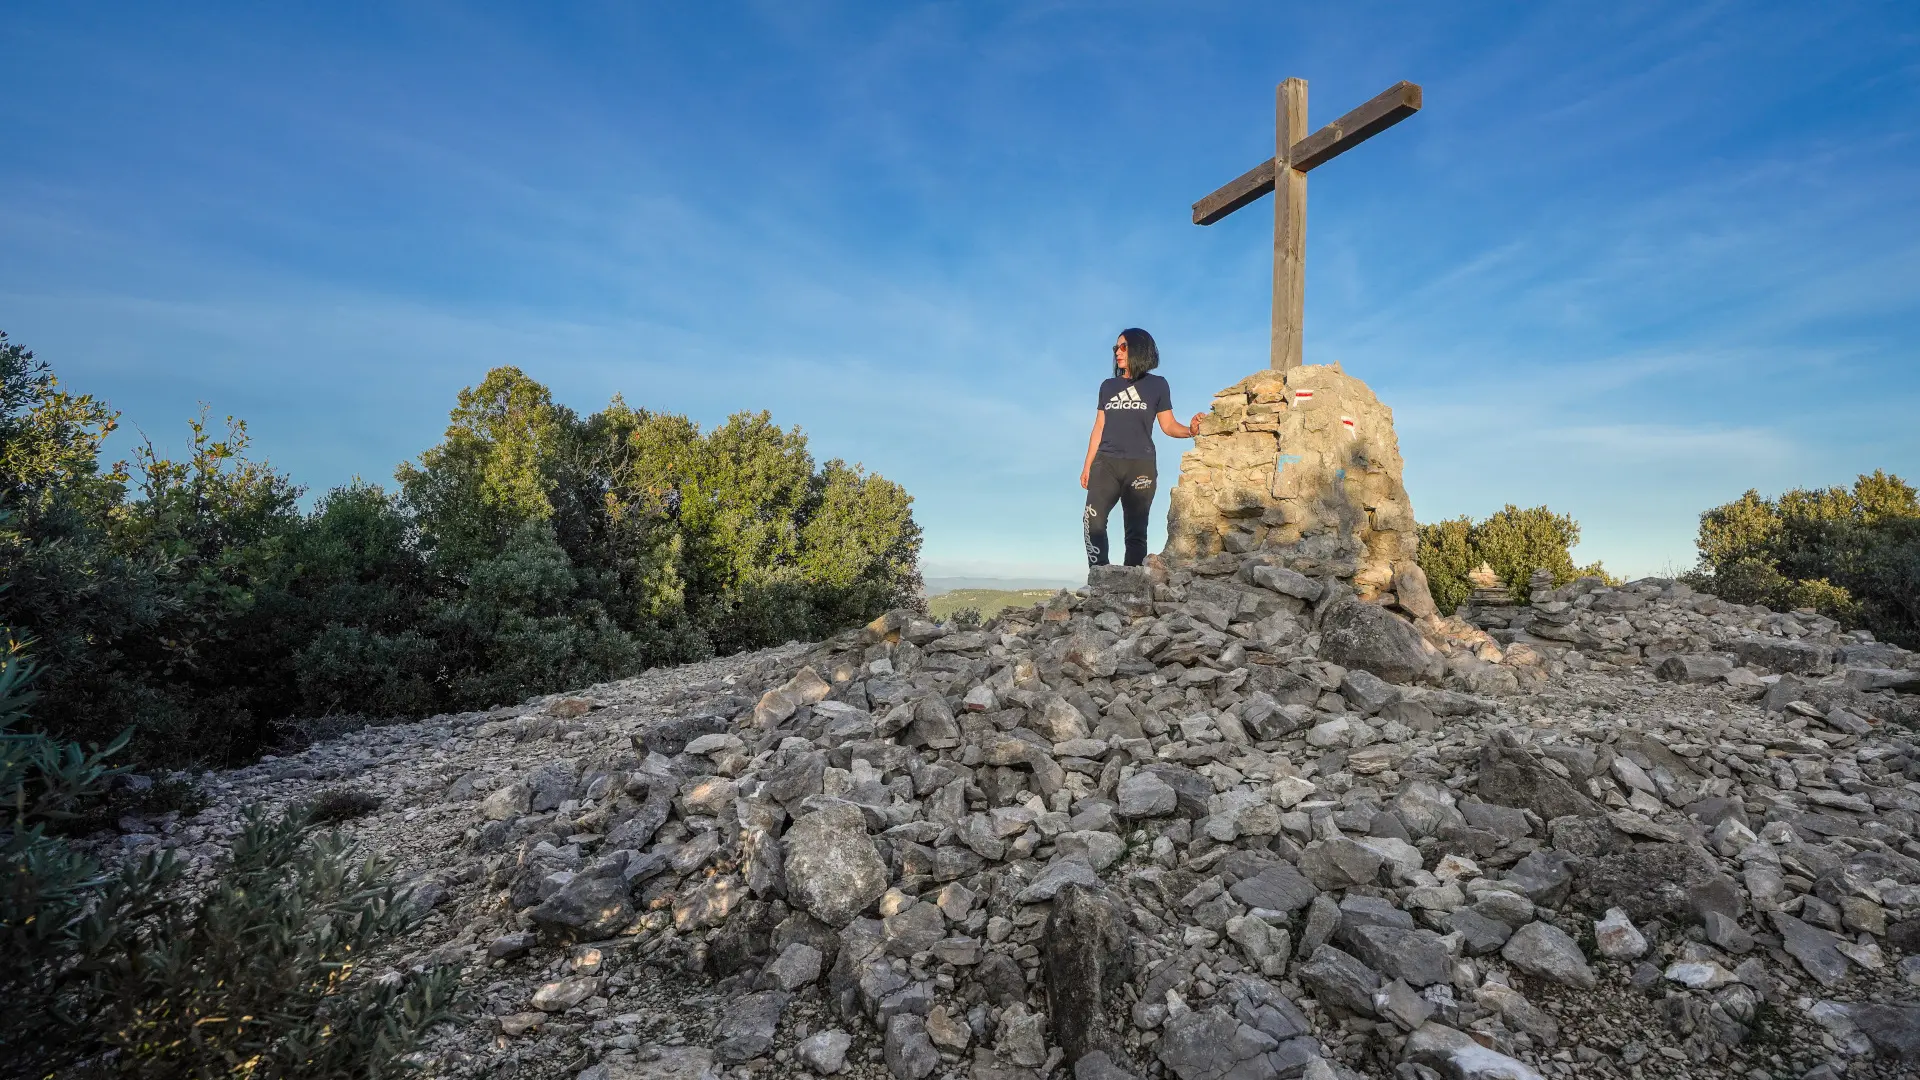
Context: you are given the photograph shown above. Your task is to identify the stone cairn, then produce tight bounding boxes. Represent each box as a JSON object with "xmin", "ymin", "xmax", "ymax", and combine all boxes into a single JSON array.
[
  {"xmin": 1164, "ymin": 363, "xmax": 1429, "ymax": 619},
  {"xmin": 153, "ymin": 548, "xmax": 1920, "ymax": 1080},
  {"xmin": 1455, "ymin": 564, "xmax": 1519, "ymax": 627},
  {"xmin": 136, "ymin": 375, "xmax": 1920, "ymax": 1079}
]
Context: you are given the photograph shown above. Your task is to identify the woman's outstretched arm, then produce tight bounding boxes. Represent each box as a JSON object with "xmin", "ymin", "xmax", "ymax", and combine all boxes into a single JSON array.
[
  {"xmin": 1081, "ymin": 412, "xmax": 1105, "ymax": 489},
  {"xmin": 1156, "ymin": 411, "xmax": 1208, "ymax": 439}
]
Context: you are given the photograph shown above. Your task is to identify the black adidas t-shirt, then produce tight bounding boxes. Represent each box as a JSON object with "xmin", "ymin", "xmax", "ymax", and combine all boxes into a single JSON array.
[{"xmin": 1096, "ymin": 373, "xmax": 1172, "ymax": 459}]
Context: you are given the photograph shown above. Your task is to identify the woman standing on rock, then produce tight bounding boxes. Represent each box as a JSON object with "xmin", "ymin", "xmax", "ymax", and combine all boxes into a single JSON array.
[{"xmin": 1080, "ymin": 328, "xmax": 1206, "ymax": 567}]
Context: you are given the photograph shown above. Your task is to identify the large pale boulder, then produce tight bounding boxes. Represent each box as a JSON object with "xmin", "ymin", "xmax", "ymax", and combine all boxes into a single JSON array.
[{"xmin": 781, "ymin": 800, "xmax": 888, "ymax": 927}]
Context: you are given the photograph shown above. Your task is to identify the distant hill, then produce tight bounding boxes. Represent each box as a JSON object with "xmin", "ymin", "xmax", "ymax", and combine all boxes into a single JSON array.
[
  {"xmin": 926, "ymin": 588, "xmax": 1059, "ymax": 622},
  {"xmin": 924, "ymin": 575, "xmax": 1080, "ymax": 597}
]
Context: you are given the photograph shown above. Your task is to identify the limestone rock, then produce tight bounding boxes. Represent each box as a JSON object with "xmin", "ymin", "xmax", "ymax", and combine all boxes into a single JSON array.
[
  {"xmin": 883, "ymin": 1014, "xmax": 940, "ymax": 1080},
  {"xmin": 530, "ymin": 975, "xmax": 601, "ymax": 1012},
  {"xmin": 996, "ymin": 1003, "xmax": 1048, "ymax": 1067},
  {"xmin": 1500, "ymin": 921, "xmax": 1596, "ymax": 989},
  {"xmin": 1772, "ymin": 911, "xmax": 1851, "ymax": 987},
  {"xmin": 1044, "ymin": 883, "xmax": 1131, "ymax": 1067},
  {"xmin": 1476, "ymin": 732, "xmax": 1602, "ymax": 822},
  {"xmin": 715, "ymin": 990, "xmax": 788, "ymax": 1062},
  {"xmin": 1593, "ymin": 908, "xmax": 1648, "ymax": 960},
  {"xmin": 528, "ymin": 874, "xmax": 632, "ymax": 942},
  {"xmin": 1655, "ymin": 653, "xmax": 1735, "ymax": 683},
  {"xmin": 754, "ymin": 667, "xmax": 831, "ymax": 727},
  {"xmin": 152, "ymin": 488, "xmax": 1920, "ymax": 1080},
  {"xmin": 1117, "ymin": 772, "xmax": 1178, "ymax": 818},
  {"xmin": 1018, "ymin": 858, "xmax": 1099, "ymax": 903},
  {"xmin": 1403, "ymin": 1021, "xmax": 1546, "ymax": 1080},
  {"xmin": 1297, "ymin": 945, "xmax": 1381, "ymax": 1017},
  {"xmin": 1154, "ymin": 1006, "xmax": 1284, "ymax": 1080},
  {"xmin": 1318, "ymin": 597, "xmax": 1445, "ymax": 686},
  {"xmin": 799, "ymin": 1030, "xmax": 853, "ymax": 1075},
  {"xmin": 1445, "ymin": 909, "xmax": 1513, "ymax": 955},
  {"xmin": 1339, "ymin": 924, "xmax": 1449, "ymax": 987},
  {"xmin": 1394, "ymin": 564, "xmax": 1438, "ymax": 619},
  {"xmin": 1299, "ymin": 837, "xmax": 1385, "ymax": 890},
  {"xmin": 1579, "ymin": 843, "xmax": 1739, "ymax": 925},
  {"xmin": 1227, "ymin": 864, "xmax": 1318, "ymax": 914},
  {"xmin": 482, "ymin": 782, "xmax": 530, "ymax": 821},
  {"xmin": 1849, "ymin": 1003, "xmax": 1920, "ymax": 1063},
  {"xmin": 600, "ymin": 1047, "xmax": 719, "ymax": 1080},
  {"xmin": 1074, "ymin": 1050, "xmax": 1143, "ymax": 1080},
  {"xmin": 764, "ymin": 942, "xmax": 824, "ymax": 990},
  {"xmin": 782, "ymin": 800, "xmax": 889, "ymax": 927}
]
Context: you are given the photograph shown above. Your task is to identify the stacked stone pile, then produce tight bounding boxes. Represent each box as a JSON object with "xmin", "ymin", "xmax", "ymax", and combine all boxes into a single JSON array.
[
  {"xmin": 110, "ymin": 554, "xmax": 1920, "ymax": 1080},
  {"xmin": 1165, "ymin": 364, "xmax": 1424, "ymax": 611},
  {"xmin": 1461, "ymin": 571, "xmax": 1920, "ymax": 720}
]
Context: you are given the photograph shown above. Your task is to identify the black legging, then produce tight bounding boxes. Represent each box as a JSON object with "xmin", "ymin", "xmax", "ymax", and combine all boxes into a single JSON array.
[{"xmin": 1084, "ymin": 455, "xmax": 1157, "ymax": 566}]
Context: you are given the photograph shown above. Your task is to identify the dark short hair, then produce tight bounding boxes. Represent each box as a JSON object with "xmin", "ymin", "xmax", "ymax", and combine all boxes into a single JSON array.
[{"xmin": 1118, "ymin": 327, "xmax": 1159, "ymax": 379}]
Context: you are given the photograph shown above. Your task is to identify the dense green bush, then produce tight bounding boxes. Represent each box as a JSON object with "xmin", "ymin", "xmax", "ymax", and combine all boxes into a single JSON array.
[
  {"xmin": 0, "ymin": 642, "xmax": 459, "ymax": 1078},
  {"xmin": 1417, "ymin": 505, "xmax": 1613, "ymax": 615},
  {"xmin": 1685, "ymin": 471, "xmax": 1920, "ymax": 648},
  {"xmin": 0, "ymin": 332, "xmax": 923, "ymax": 766}
]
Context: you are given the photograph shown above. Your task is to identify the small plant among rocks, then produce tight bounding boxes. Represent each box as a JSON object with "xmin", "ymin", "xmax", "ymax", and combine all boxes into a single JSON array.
[
  {"xmin": 0, "ymin": 638, "xmax": 460, "ymax": 1078},
  {"xmin": 305, "ymin": 785, "xmax": 384, "ymax": 824}
]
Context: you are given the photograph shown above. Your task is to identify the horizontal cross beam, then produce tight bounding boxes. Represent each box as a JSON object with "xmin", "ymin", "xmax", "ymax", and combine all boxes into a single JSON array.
[
  {"xmin": 1191, "ymin": 80, "xmax": 1422, "ymax": 226},
  {"xmin": 1192, "ymin": 159, "xmax": 1276, "ymax": 227},
  {"xmin": 1288, "ymin": 80, "xmax": 1421, "ymax": 172}
]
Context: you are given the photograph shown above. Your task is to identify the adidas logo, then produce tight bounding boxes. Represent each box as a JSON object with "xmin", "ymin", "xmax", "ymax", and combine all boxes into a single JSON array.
[{"xmin": 1105, "ymin": 385, "xmax": 1151, "ymax": 411}]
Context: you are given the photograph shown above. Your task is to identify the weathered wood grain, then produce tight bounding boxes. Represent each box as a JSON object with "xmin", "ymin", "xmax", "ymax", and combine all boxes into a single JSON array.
[
  {"xmin": 1288, "ymin": 81, "xmax": 1422, "ymax": 173},
  {"xmin": 1192, "ymin": 159, "xmax": 1277, "ymax": 226},
  {"xmin": 1272, "ymin": 78, "xmax": 1308, "ymax": 371}
]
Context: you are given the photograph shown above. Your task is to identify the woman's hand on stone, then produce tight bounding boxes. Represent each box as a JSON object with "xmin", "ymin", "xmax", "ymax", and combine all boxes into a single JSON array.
[{"xmin": 1190, "ymin": 413, "xmax": 1207, "ymax": 436}]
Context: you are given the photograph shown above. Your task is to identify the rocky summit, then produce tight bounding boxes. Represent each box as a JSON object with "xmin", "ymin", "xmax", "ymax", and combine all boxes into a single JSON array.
[{"xmin": 119, "ymin": 555, "xmax": 1920, "ymax": 1080}]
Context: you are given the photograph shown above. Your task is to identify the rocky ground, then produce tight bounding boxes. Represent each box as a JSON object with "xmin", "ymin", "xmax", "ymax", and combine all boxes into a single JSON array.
[{"xmin": 110, "ymin": 556, "xmax": 1920, "ymax": 1080}]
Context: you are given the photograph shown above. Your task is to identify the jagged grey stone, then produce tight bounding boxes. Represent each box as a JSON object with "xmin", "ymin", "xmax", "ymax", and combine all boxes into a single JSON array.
[
  {"xmin": 715, "ymin": 989, "xmax": 788, "ymax": 1062},
  {"xmin": 798, "ymin": 1029, "xmax": 852, "ymax": 1075},
  {"xmin": 1500, "ymin": 922, "xmax": 1596, "ymax": 989},
  {"xmin": 782, "ymin": 800, "xmax": 888, "ymax": 927},
  {"xmin": 133, "ymin": 541, "xmax": 1920, "ymax": 1080}
]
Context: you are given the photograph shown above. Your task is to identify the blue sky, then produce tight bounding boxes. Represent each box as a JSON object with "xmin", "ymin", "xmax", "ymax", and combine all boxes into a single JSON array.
[{"xmin": 4, "ymin": 2, "xmax": 1917, "ymax": 583}]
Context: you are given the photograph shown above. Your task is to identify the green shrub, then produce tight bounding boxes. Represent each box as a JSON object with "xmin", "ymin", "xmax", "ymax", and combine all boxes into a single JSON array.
[
  {"xmin": 946, "ymin": 607, "xmax": 983, "ymax": 631},
  {"xmin": 0, "ymin": 333, "xmax": 923, "ymax": 768},
  {"xmin": 1417, "ymin": 505, "xmax": 1613, "ymax": 615},
  {"xmin": 1688, "ymin": 472, "xmax": 1920, "ymax": 647},
  {"xmin": 0, "ymin": 640, "xmax": 459, "ymax": 1078}
]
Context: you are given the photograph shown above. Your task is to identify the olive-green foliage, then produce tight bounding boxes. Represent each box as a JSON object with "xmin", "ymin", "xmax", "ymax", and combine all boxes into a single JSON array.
[
  {"xmin": 0, "ymin": 645, "xmax": 458, "ymax": 1079},
  {"xmin": 1686, "ymin": 471, "xmax": 1920, "ymax": 648},
  {"xmin": 1417, "ymin": 505, "xmax": 1613, "ymax": 615},
  {"xmin": 306, "ymin": 786, "xmax": 383, "ymax": 824},
  {"xmin": 0, "ymin": 333, "xmax": 923, "ymax": 767}
]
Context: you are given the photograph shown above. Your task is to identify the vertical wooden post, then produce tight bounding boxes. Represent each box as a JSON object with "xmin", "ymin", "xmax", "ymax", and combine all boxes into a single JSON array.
[{"xmin": 1272, "ymin": 78, "xmax": 1308, "ymax": 370}]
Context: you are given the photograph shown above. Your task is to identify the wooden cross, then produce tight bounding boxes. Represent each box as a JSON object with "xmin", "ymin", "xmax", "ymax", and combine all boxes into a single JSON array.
[{"xmin": 1193, "ymin": 78, "xmax": 1422, "ymax": 370}]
